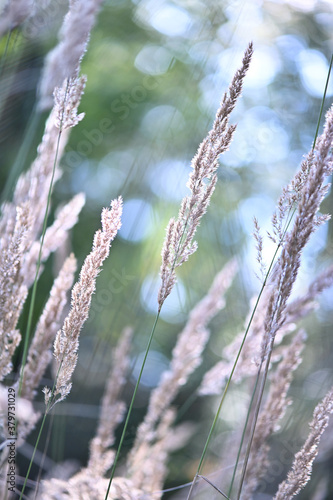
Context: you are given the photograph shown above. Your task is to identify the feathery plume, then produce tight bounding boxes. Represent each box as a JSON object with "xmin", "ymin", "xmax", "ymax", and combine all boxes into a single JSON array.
[
  {"xmin": 260, "ymin": 105, "xmax": 333, "ymax": 364},
  {"xmin": 0, "ymin": 108, "xmax": 67, "ymax": 235},
  {"xmin": 199, "ymin": 263, "xmax": 333, "ymax": 397},
  {"xmin": 88, "ymin": 327, "xmax": 132, "ymax": 476},
  {"xmin": 54, "ymin": 75, "xmax": 87, "ymax": 131},
  {"xmin": 129, "ymin": 408, "xmax": 194, "ymax": 495},
  {"xmin": 268, "ymin": 151, "xmax": 315, "ymax": 245},
  {"xmin": 253, "ymin": 216, "xmax": 266, "ymax": 280},
  {"xmin": 285, "ymin": 263, "xmax": 333, "ymax": 323},
  {"xmin": 44, "ymin": 197, "xmax": 122, "ymax": 407},
  {"xmin": 274, "ymin": 387, "xmax": 333, "ymax": 499},
  {"xmin": 157, "ymin": 42, "xmax": 253, "ymax": 311},
  {"xmin": 198, "ymin": 288, "xmax": 273, "ymax": 395},
  {"xmin": 0, "ymin": 204, "xmax": 30, "ymax": 381},
  {"xmin": 22, "ymin": 193, "xmax": 85, "ymax": 287},
  {"xmin": 0, "ymin": 113, "xmax": 66, "ymax": 264},
  {"xmin": 20, "ymin": 254, "xmax": 77, "ymax": 401},
  {"xmin": 36, "ymin": 474, "xmax": 150, "ymax": 500},
  {"xmin": 0, "ymin": 73, "xmax": 86, "ymax": 247},
  {"xmin": 38, "ymin": 0, "xmax": 104, "ymax": 110}
]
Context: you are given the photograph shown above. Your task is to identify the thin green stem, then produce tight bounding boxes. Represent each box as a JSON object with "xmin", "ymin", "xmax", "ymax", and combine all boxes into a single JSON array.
[
  {"xmin": 227, "ymin": 369, "xmax": 261, "ymax": 497},
  {"xmin": 104, "ymin": 310, "xmax": 161, "ymax": 499},
  {"xmin": 33, "ymin": 411, "xmax": 55, "ymax": 500},
  {"xmin": 312, "ymin": 53, "xmax": 333, "ymax": 151},
  {"xmin": 0, "ymin": 29, "xmax": 13, "ymax": 79},
  {"xmin": 198, "ymin": 475, "xmax": 230, "ymax": 499},
  {"xmin": 226, "ymin": 213, "xmax": 296, "ymax": 496},
  {"xmin": 235, "ymin": 348, "xmax": 272, "ymax": 500},
  {"xmin": 19, "ymin": 351, "xmax": 66, "ymax": 497},
  {"xmin": 19, "ymin": 411, "xmax": 48, "ymax": 500},
  {"xmin": 16, "ymin": 82, "xmax": 69, "ymax": 497}
]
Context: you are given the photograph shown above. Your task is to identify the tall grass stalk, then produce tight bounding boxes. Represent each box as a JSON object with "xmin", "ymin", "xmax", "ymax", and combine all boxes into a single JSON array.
[
  {"xmin": 18, "ymin": 119, "xmax": 63, "ymax": 397},
  {"xmin": 17, "ymin": 79, "xmax": 71, "ymax": 498},
  {"xmin": 233, "ymin": 59, "xmax": 333, "ymax": 499}
]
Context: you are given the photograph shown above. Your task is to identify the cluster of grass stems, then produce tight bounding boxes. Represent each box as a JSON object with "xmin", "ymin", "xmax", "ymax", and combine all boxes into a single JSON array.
[{"xmin": 1, "ymin": 2, "xmax": 333, "ymax": 500}]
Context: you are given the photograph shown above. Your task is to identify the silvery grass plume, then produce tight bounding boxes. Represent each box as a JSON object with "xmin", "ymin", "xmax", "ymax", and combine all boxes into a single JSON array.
[
  {"xmin": 0, "ymin": 73, "xmax": 88, "ymax": 500},
  {"xmin": 157, "ymin": 42, "xmax": 253, "ymax": 311},
  {"xmin": 0, "ymin": 204, "xmax": 30, "ymax": 380},
  {"xmin": 37, "ymin": 474, "xmax": 149, "ymax": 500},
  {"xmin": 44, "ymin": 197, "xmax": 123, "ymax": 407},
  {"xmin": 274, "ymin": 387, "xmax": 333, "ymax": 499},
  {"xmin": 22, "ymin": 194, "xmax": 85, "ymax": 287},
  {"xmin": 39, "ymin": 0, "xmax": 105, "ymax": 110}
]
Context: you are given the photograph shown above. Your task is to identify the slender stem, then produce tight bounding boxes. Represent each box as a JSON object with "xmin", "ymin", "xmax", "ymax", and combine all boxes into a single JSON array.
[
  {"xmin": 19, "ymin": 411, "xmax": 48, "ymax": 500},
  {"xmin": 236, "ymin": 346, "xmax": 273, "ymax": 500},
  {"xmin": 19, "ymin": 350, "xmax": 65, "ymax": 497},
  {"xmin": 312, "ymin": 53, "xmax": 333, "ymax": 151},
  {"xmin": 32, "ymin": 411, "xmax": 55, "ymax": 500},
  {"xmin": 198, "ymin": 475, "xmax": 230, "ymax": 499},
  {"xmin": 0, "ymin": 29, "xmax": 13, "ymax": 79},
  {"xmin": 227, "ymin": 369, "xmax": 260, "ymax": 497},
  {"xmin": 105, "ymin": 310, "xmax": 161, "ymax": 499}
]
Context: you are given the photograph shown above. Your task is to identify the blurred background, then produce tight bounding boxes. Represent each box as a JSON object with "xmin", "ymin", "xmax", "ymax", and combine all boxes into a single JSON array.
[{"xmin": 1, "ymin": 0, "xmax": 333, "ymax": 498}]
